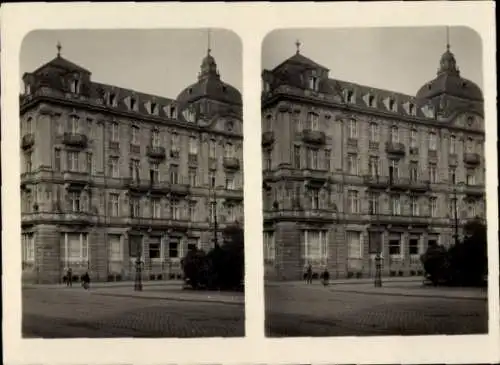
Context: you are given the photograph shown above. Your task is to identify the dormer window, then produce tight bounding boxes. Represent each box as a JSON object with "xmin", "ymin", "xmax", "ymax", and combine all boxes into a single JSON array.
[
  {"xmin": 308, "ymin": 76, "xmax": 319, "ymax": 91},
  {"xmin": 108, "ymin": 93, "xmax": 117, "ymax": 107},
  {"xmin": 388, "ymin": 98, "xmax": 396, "ymax": 112},
  {"xmin": 150, "ymin": 102, "xmax": 158, "ymax": 115},
  {"xmin": 347, "ymin": 90, "xmax": 354, "ymax": 103},
  {"xmin": 25, "ymin": 82, "xmax": 31, "ymax": 95},
  {"xmin": 408, "ymin": 103, "xmax": 415, "ymax": 116},
  {"xmin": 70, "ymin": 79, "xmax": 80, "ymax": 94},
  {"xmin": 170, "ymin": 106, "xmax": 177, "ymax": 119},
  {"xmin": 130, "ymin": 97, "xmax": 137, "ymax": 111},
  {"xmin": 368, "ymin": 95, "xmax": 375, "ymax": 107}
]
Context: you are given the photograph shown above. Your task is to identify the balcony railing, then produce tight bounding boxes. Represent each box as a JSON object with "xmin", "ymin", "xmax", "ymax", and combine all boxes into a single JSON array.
[
  {"xmin": 303, "ymin": 168, "xmax": 329, "ymax": 184},
  {"xmin": 130, "ymin": 144, "xmax": 141, "ymax": 154},
  {"xmin": 62, "ymin": 132, "xmax": 88, "ymax": 148},
  {"xmin": 109, "ymin": 141, "xmax": 120, "ymax": 151},
  {"xmin": 262, "ymin": 131, "xmax": 275, "ymax": 146},
  {"xmin": 170, "ymin": 182, "xmax": 190, "ymax": 196},
  {"xmin": 21, "ymin": 133, "xmax": 35, "ymax": 150},
  {"xmin": 223, "ymin": 157, "xmax": 240, "ymax": 170},
  {"xmin": 263, "ymin": 209, "xmax": 336, "ymax": 222},
  {"xmin": 464, "ymin": 184, "xmax": 485, "ymax": 197},
  {"xmin": 302, "ymin": 129, "xmax": 326, "ymax": 145},
  {"xmin": 363, "ymin": 175, "xmax": 389, "ymax": 189},
  {"xmin": 464, "ymin": 152, "xmax": 481, "ymax": 165},
  {"xmin": 371, "ymin": 214, "xmax": 431, "ymax": 227},
  {"xmin": 22, "ymin": 211, "xmax": 94, "ymax": 225},
  {"xmin": 408, "ymin": 179, "xmax": 430, "ymax": 192},
  {"xmin": 385, "ymin": 142, "xmax": 406, "ymax": 155},
  {"xmin": 63, "ymin": 171, "xmax": 90, "ymax": 186},
  {"xmin": 188, "ymin": 153, "xmax": 198, "ymax": 165},
  {"xmin": 388, "ymin": 177, "xmax": 411, "ymax": 191},
  {"xmin": 209, "ymin": 157, "xmax": 218, "ymax": 170},
  {"xmin": 146, "ymin": 145, "xmax": 166, "ymax": 159}
]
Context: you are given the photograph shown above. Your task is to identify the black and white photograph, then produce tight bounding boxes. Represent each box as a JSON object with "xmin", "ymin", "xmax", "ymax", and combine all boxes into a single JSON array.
[
  {"xmin": 262, "ymin": 27, "xmax": 488, "ymax": 337},
  {"xmin": 19, "ymin": 28, "xmax": 245, "ymax": 338}
]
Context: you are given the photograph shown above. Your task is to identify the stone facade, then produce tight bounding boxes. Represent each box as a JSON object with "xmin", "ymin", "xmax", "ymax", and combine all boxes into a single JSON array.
[
  {"xmin": 262, "ymin": 45, "xmax": 485, "ymax": 281},
  {"xmin": 20, "ymin": 45, "xmax": 243, "ymax": 284}
]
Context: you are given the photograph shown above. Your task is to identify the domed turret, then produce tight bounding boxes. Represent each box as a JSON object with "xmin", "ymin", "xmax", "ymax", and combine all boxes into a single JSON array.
[{"xmin": 416, "ymin": 44, "xmax": 483, "ymax": 103}]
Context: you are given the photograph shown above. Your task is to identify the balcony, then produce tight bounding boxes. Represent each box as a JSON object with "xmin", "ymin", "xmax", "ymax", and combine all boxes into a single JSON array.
[
  {"xmin": 63, "ymin": 171, "xmax": 90, "ymax": 188},
  {"xmin": 109, "ymin": 141, "xmax": 120, "ymax": 151},
  {"xmin": 363, "ymin": 175, "xmax": 389, "ymax": 189},
  {"xmin": 373, "ymin": 214, "xmax": 430, "ymax": 227},
  {"xmin": 124, "ymin": 178, "xmax": 150, "ymax": 193},
  {"xmin": 21, "ymin": 133, "xmax": 35, "ymax": 150},
  {"xmin": 22, "ymin": 211, "xmax": 93, "ymax": 226},
  {"xmin": 146, "ymin": 146, "xmax": 166, "ymax": 160},
  {"xmin": 149, "ymin": 181, "xmax": 171, "ymax": 194},
  {"xmin": 209, "ymin": 157, "xmax": 218, "ymax": 170},
  {"xmin": 62, "ymin": 132, "xmax": 88, "ymax": 148},
  {"xmin": 263, "ymin": 209, "xmax": 336, "ymax": 223},
  {"xmin": 385, "ymin": 142, "xmax": 406, "ymax": 156},
  {"xmin": 302, "ymin": 129, "xmax": 326, "ymax": 145},
  {"xmin": 408, "ymin": 179, "xmax": 430, "ymax": 193},
  {"xmin": 262, "ymin": 131, "xmax": 275, "ymax": 146},
  {"xmin": 188, "ymin": 153, "xmax": 198, "ymax": 165},
  {"xmin": 170, "ymin": 182, "xmax": 190, "ymax": 196},
  {"xmin": 448, "ymin": 153, "xmax": 458, "ymax": 166},
  {"xmin": 464, "ymin": 184, "xmax": 485, "ymax": 198},
  {"xmin": 387, "ymin": 177, "xmax": 411, "ymax": 191},
  {"xmin": 63, "ymin": 211, "xmax": 93, "ymax": 225},
  {"xmin": 223, "ymin": 157, "xmax": 240, "ymax": 171},
  {"xmin": 303, "ymin": 168, "xmax": 329, "ymax": 186},
  {"xmin": 464, "ymin": 152, "xmax": 481, "ymax": 165},
  {"xmin": 130, "ymin": 143, "xmax": 141, "ymax": 154}
]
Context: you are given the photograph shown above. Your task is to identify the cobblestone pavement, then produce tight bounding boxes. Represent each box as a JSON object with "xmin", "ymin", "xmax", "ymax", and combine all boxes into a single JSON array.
[
  {"xmin": 265, "ymin": 282, "xmax": 487, "ymax": 337},
  {"xmin": 22, "ymin": 286, "xmax": 245, "ymax": 338}
]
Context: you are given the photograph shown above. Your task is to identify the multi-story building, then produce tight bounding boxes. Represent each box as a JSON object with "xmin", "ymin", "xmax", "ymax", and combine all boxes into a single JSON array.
[
  {"xmin": 262, "ymin": 42, "xmax": 485, "ymax": 280},
  {"xmin": 20, "ymin": 44, "xmax": 243, "ymax": 284}
]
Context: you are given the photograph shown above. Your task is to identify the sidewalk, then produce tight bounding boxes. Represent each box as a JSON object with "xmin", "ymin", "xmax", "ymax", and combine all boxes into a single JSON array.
[
  {"xmin": 23, "ymin": 280, "xmax": 184, "ymax": 290},
  {"xmin": 266, "ymin": 276, "xmax": 424, "ymax": 287}
]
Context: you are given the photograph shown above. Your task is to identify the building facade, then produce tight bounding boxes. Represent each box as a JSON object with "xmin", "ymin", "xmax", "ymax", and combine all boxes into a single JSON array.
[
  {"xmin": 262, "ymin": 44, "xmax": 485, "ymax": 280},
  {"xmin": 21, "ymin": 45, "xmax": 243, "ymax": 284}
]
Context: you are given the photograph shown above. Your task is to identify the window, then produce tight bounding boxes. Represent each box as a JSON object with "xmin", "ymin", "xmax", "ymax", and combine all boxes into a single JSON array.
[
  {"xmin": 368, "ymin": 95, "xmax": 375, "ymax": 107},
  {"xmin": 226, "ymin": 204, "xmax": 236, "ymax": 222},
  {"xmin": 189, "ymin": 168, "xmax": 197, "ymax": 187},
  {"xmin": 108, "ymin": 93, "xmax": 117, "ymax": 106},
  {"xmin": 309, "ymin": 76, "xmax": 318, "ymax": 91},
  {"xmin": 303, "ymin": 230, "xmax": 328, "ymax": 263},
  {"xmin": 23, "ymin": 151, "xmax": 32, "ymax": 173},
  {"xmin": 263, "ymin": 150, "xmax": 272, "ymax": 170},
  {"xmin": 67, "ymin": 151, "xmax": 79, "ymax": 172},
  {"xmin": 409, "ymin": 162, "xmax": 418, "ymax": 182},
  {"xmin": 429, "ymin": 197, "xmax": 438, "ymax": 217},
  {"xmin": 210, "ymin": 201, "xmax": 217, "ymax": 222},
  {"xmin": 22, "ymin": 233, "xmax": 35, "ymax": 264},
  {"xmin": 189, "ymin": 202, "xmax": 196, "ymax": 221},
  {"xmin": 209, "ymin": 139, "xmax": 216, "ymax": 158},
  {"xmin": 467, "ymin": 201, "xmax": 476, "ymax": 218},
  {"xmin": 449, "ymin": 198, "xmax": 456, "ymax": 219},
  {"xmin": 26, "ymin": 117, "xmax": 33, "ymax": 134},
  {"xmin": 391, "ymin": 195, "xmax": 401, "ymax": 215},
  {"xmin": 346, "ymin": 90, "xmax": 354, "ymax": 103},
  {"xmin": 368, "ymin": 192, "xmax": 379, "ymax": 214},
  {"xmin": 170, "ymin": 199, "xmax": 180, "ymax": 220},
  {"xmin": 348, "ymin": 190, "xmax": 359, "ymax": 213},
  {"xmin": 293, "ymin": 146, "xmax": 301, "ymax": 168},
  {"xmin": 171, "ymin": 133, "xmax": 179, "ymax": 152},
  {"xmin": 131, "ymin": 159, "xmax": 140, "ymax": 180},
  {"xmin": 429, "ymin": 163, "xmax": 437, "ymax": 183},
  {"xmin": 170, "ymin": 165, "xmax": 179, "ymax": 184},
  {"xmin": 389, "ymin": 237, "xmax": 401, "ymax": 256},
  {"xmin": 347, "ymin": 231, "xmax": 362, "ymax": 258},
  {"xmin": 25, "ymin": 83, "xmax": 32, "ymax": 95},
  {"xmin": 69, "ymin": 191, "xmax": 81, "ymax": 212},
  {"xmin": 131, "ymin": 126, "xmax": 139, "ymax": 145},
  {"xmin": 130, "ymin": 197, "xmax": 140, "ymax": 218},
  {"xmin": 264, "ymin": 115, "xmax": 273, "ymax": 132},
  {"xmin": 110, "ymin": 193, "xmax": 119, "ymax": 217},
  {"xmin": 466, "ymin": 137, "xmax": 474, "ymax": 153},
  {"xmin": 324, "ymin": 150, "xmax": 331, "ymax": 171},
  {"xmin": 348, "ymin": 119, "xmax": 357, "ymax": 138},
  {"xmin": 347, "ymin": 154, "xmax": 358, "ymax": 175},
  {"xmin": 111, "ymin": 122, "xmax": 119, "ymax": 142},
  {"xmin": 151, "ymin": 198, "xmax": 161, "ymax": 218},
  {"xmin": 264, "ymin": 231, "xmax": 275, "ymax": 262},
  {"xmin": 70, "ymin": 115, "xmax": 79, "ymax": 134},
  {"xmin": 409, "ymin": 237, "xmax": 420, "ymax": 256},
  {"xmin": 411, "ymin": 196, "xmax": 419, "ymax": 216},
  {"xmin": 71, "ymin": 79, "xmax": 80, "ymax": 94},
  {"xmin": 66, "ymin": 233, "xmax": 89, "ymax": 263},
  {"xmin": 225, "ymin": 174, "xmax": 235, "ymax": 190},
  {"xmin": 109, "ymin": 157, "xmax": 119, "ymax": 178},
  {"xmin": 311, "ymin": 149, "xmax": 318, "ymax": 169},
  {"xmin": 388, "ymin": 98, "xmax": 396, "ymax": 111},
  {"xmin": 225, "ymin": 143, "xmax": 234, "ymax": 158},
  {"xmin": 368, "ymin": 156, "xmax": 379, "ymax": 177},
  {"xmin": 130, "ymin": 97, "xmax": 137, "ymax": 111},
  {"xmin": 168, "ymin": 240, "xmax": 179, "ymax": 258},
  {"xmin": 149, "ymin": 239, "xmax": 161, "ymax": 259},
  {"xmin": 409, "ymin": 103, "xmax": 415, "ymax": 115},
  {"xmin": 150, "ymin": 162, "xmax": 159, "ymax": 183},
  {"xmin": 189, "ymin": 136, "xmax": 198, "ymax": 154},
  {"xmin": 410, "ymin": 128, "xmax": 418, "ymax": 148},
  {"xmin": 449, "ymin": 135, "xmax": 456, "ymax": 154},
  {"xmin": 449, "ymin": 167, "xmax": 457, "ymax": 184},
  {"xmin": 209, "ymin": 171, "xmax": 216, "ymax": 188},
  {"xmin": 310, "ymin": 189, "xmax": 320, "ymax": 209},
  {"xmin": 308, "ymin": 113, "xmax": 319, "ymax": 130},
  {"xmin": 151, "ymin": 129, "xmax": 160, "ymax": 147},
  {"xmin": 369, "ymin": 123, "xmax": 379, "ymax": 142},
  {"xmin": 390, "ymin": 160, "xmax": 399, "ymax": 180},
  {"xmin": 466, "ymin": 168, "xmax": 476, "ymax": 185},
  {"xmin": 390, "ymin": 126, "xmax": 399, "ymax": 143},
  {"xmin": 428, "ymin": 132, "xmax": 437, "ymax": 151},
  {"xmin": 54, "ymin": 149, "xmax": 61, "ymax": 172},
  {"xmin": 86, "ymin": 152, "xmax": 93, "ymax": 174},
  {"xmin": 150, "ymin": 102, "xmax": 157, "ymax": 115}
]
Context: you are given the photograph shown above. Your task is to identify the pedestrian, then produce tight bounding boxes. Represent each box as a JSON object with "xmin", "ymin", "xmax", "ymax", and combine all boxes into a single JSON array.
[
  {"xmin": 322, "ymin": 268, "xmax": 330, "ymax": 287},
  {"xmin": 81, "ymin": 271, "xmax": 91, "ymax": 290},
  {"xmin": 66, "ymin": 267, "xmax": 73, "ymax": 287},
  {"xmin": 306, "ymin": 264, "xmax": 313, "ymax": 284}
]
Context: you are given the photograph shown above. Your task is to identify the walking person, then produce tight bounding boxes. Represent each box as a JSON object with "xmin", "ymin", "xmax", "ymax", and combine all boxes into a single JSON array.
[
  {"xmin": 322, "ymin": 268, "xmax": 330, "ymax": 287},
  {"xmin": 81, "ymin": 271, "xmax": 91, "ymax": 290},
  {"xmin": 66, "ymin": 267, "xmax": 73, "ymax": 287},
  {"xmin": 306, "ymin": 264, "xmax": 313, "ymax": 284}
]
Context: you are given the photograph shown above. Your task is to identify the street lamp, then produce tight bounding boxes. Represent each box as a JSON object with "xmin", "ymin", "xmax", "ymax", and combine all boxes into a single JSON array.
[
  {"xmin": 134, "ymin": 251, "xmax": 144, "ymax": 291},
  {"xmin": 374, "ymin": 188, "xmax": 383, "ymax": 288},
  {"xmin": 452, "ymin": 173, "xmax": 460, "ymax": 247},
  {"xmin": 210, "ymin": 186, "xmax": 219, "ymax": 248}
]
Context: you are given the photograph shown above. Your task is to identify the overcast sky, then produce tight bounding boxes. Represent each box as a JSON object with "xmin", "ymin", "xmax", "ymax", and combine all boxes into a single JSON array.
[
  {"xmin": 262, "ymin": 27, "xmax": 483, "ymax": 97},
  {"xmin": 20, "ymin": 28, "xmax": 242, "ymax": 99}
]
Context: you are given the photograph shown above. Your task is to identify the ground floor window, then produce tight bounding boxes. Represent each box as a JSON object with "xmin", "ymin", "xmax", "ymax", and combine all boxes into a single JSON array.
[
  {"xmin": 149, "ymin": 237, "xmax": 161, "ymax": 259},
  {"xmin": 303, "ymin": 230, "xmax": 328, "ymax": 264},
  {"xmin": 187, "ymin": 238, "xmax": 199, "ymax": 251},
  {"xmin": 169, "ymin": 240, "xmax": 180, "ymax": 259},
  {"xmin": 108, "ymin": 234, "xmax": 122, "ymax": 261},
  {"xmin": 264, "ymin": 231, "xmax": 275, "ymax": 262},
  {"xmin": 22, "ymin": 233, "xmax": 35, "ymax": 267},
  {"xmin": 129, "ymin": 235, "xmax": 143, "ymax": 258},
  {"xmin": 388, "ymin": 234, "xmax": 402, "ymax": 258},
  {"xmin": 409, "ymin": 236, "xmax": 421, "ymax": 256},
  {"xmin": 64, "ymin": 232, "xmax": 89, "ymax": 264},
  {"xmin": 347, "ymin": 231, "xmax": 363, "ymax": 258}
]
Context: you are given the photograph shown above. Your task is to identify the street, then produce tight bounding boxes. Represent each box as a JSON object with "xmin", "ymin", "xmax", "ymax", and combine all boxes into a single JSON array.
[
  {"xmin": 22, "ymin": 283, "xmax": 245, "ymax": 338},
  {"xmin": 265, "ymin": 280, "xmax": 488, "ymax": 337}
]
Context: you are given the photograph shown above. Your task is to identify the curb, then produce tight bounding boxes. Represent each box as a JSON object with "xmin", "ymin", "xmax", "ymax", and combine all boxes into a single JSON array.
[
  {"xmin": 94, "ymin": 292, "xmax": 244, "ymax": 306},
  {"xmin": 327, "ymin": 288, "xmax": 487, "ymax": 301}
]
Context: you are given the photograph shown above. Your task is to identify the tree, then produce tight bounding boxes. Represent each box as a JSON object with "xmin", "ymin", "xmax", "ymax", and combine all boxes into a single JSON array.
[
  {"xmin": 182, "ymin": 247, "xmax": 210, "ymax": 289},
  {"xmin": 421, "ymin": 242, "xmax": 449, "ymax": 285}
]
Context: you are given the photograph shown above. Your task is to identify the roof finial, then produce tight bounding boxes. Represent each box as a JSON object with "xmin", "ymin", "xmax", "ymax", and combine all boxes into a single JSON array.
[
  {"xmin": 207, "ymin": 28, "xmax": 212, "ymax": 55},
  {"xmin": 295, "ymin": 39, "xmax": 301, "ymax": 54},
  {"xmin": 446, "ymin": 26, "xmax": 450, "ymax": 51},
  {"xmin": 57, "ymin": 41, "xmax": 62, "ymax": 57}
]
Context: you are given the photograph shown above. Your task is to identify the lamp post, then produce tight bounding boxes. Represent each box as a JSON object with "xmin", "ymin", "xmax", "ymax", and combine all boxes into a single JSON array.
[
  {"xmin": 211, "ymin": 186, "xmax": 219, "ymax": 248},
  {"xmin": 452, "ymin": 173, "xmax": 459, "ymax": 247},
  {"xmin": 134, "ymin": 234, "xmax": 144, "ymax": 291},
  {"xmin": 374, "ymin": 188, "xmax": 383, "ymax": 288}
]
